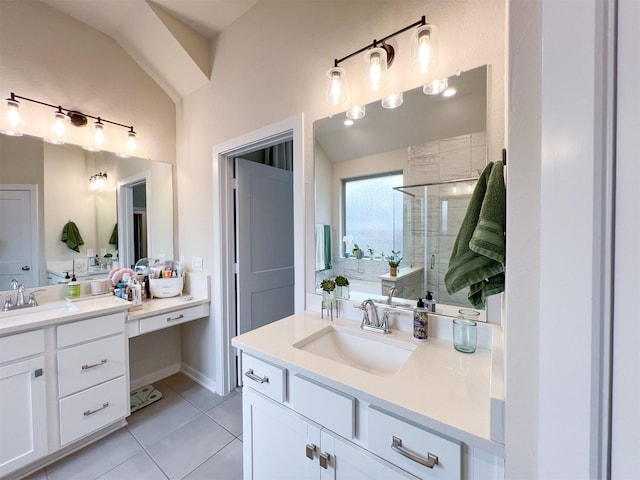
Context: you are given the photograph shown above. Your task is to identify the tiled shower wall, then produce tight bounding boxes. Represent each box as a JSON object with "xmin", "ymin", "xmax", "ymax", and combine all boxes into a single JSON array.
[{"xmin": 405, "ymin": 131, "xmax": 487, "ymax": 308}]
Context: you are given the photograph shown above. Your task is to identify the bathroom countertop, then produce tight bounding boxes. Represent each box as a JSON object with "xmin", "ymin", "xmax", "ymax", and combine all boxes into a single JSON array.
[
  {"xmin": 127, "ymin": 295, "xmax": 210, "ymax": 321},
  {"xmin": 233, "ymin": 310, "xmax": 504, "ymax": 456},
  {"xmin": 378, "ymin": 265, "xmax": 424, "ymax": 281},
  {"xmin": 0, "ymin": 295, "xmax": 131, "ymax": 336}
]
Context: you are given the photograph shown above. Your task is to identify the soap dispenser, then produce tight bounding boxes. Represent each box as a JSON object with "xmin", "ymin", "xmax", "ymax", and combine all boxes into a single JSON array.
[
  {"xmin": 413, "ymin": 298, "xmax": 428, "ymax": 342},
  {"xmin": 425, "ymin": 291, "xmax": 436, "ymax": 312},
  {"xmin": 66, "ymin": 273, "xmax": 81, "ymax": 299}
]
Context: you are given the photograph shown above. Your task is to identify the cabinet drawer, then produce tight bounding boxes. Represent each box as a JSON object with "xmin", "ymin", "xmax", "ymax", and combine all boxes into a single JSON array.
[
  {"xmin": 368, "ymin": 406, "xmax": 461, "ymax": 479},
  {"xmin": 57, "ymin": 313, "xmax": 125, "ymax": 348},
  {"xmin": 138, "ymin": 303, "xmax": 209, "ymax": 334},
  {"xmin": 241, "ymin": 353, "xmax": 285, "ymax": 403},
  {"xmin": 59, "ymin": 375, "xmax": 127, "ymax": 445},
  {"xmin": 292, "ymin": 374, "xmax": 355, "ymax": 439},
  {"xmin": 0, "ymin": 330, "xmax": 44, "ymax": 364},
  {"xmin": 57, "ymin": 334, "xmax": 126, "ymax": 397}
]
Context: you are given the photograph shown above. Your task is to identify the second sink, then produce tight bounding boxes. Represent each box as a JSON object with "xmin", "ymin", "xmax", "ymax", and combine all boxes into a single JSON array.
[{"xmin": 293, "ymin": 325, "xmax": 416, "ymax": 376}]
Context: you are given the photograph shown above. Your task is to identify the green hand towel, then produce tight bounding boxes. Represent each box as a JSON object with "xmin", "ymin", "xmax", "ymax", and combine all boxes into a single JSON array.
[
  {"xmin": 61, "ymin": 221, "xmax": 84, "ymax": 252},
  {"xmin": 444, "ymin": 161, "xmax": 506, "ymax": 308},
  {"xmin": 324, "ymin": 225, "xmax": 332, "ymax": 270},
  {"xmin": 108, "ymin": 223, "xmax": 118, "ymax": 245}
]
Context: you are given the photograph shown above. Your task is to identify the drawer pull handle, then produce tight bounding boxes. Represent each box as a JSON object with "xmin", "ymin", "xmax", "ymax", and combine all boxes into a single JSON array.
[
  {"xmin": 167, "ymin": 314, "xmax": 185, "ymax": 322},
  {"xmin": 391, "ymin": 436, "xmax": 439, "ymax": 469},
  {"xmin": 319, "ymin": 452, "xmax": 331, "ymax": 469},
  {"xmin": 305, "ymin": 443, "xmax": 316, "ymax": 460},
  {"xmin": 83, "ymin": 402, "xmax": 110, "ymax": 416},
  {"xmin": 81, "ymin": 358, "xmax": 108, "ymax": 370},
  {"xmin": 244, "ymin": 369, "xmax": 269, "ymax": 384}
]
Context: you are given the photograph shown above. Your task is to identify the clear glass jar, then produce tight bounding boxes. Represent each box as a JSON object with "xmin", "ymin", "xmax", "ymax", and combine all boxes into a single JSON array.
[{"xmin": 452, "ymin": 309, "xmax": 480, "ymax": 353}]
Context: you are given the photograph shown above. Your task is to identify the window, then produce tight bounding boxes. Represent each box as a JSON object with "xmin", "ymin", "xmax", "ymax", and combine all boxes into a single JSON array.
[{"xmin": 342, "ymin": 172, "xmax": 403, "ymax": 257}]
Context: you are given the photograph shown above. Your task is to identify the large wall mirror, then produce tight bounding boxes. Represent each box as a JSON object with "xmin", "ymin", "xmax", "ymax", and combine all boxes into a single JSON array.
[
  {"xmin": 314, "ymin": 65, "xmax": 488, "ymax": 315},
  {"xmin": 0, "ymin": 134, "xmax": 174, "ymax": 288}
]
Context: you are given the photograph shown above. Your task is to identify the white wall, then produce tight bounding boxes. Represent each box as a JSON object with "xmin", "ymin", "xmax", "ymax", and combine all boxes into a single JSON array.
[
  {"xmin": 177, "ymin": 0, "xmax": 506, "ymax": 387},
  {"xmin": 0, "ymin": 0, "xmax": 175, "ymax": 164}
]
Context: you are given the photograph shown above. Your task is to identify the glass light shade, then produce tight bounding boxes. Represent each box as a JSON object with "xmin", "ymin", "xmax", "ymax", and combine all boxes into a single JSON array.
[
  {"xmin": 126, "ymin": 130, "xmax": 137, "ymax": 154},
  {"xmin": 91, "ymin": 120, "xmax": 107, "ymax": 150},
  {"xmin": 326, "ymin": 67, "xmax": 349, "ymax": 105},
  {"xmin": 411, "ymin": 24, "xmax": 439, "ymax": 74},
  {"xmin": 46, "ymin": 110, "xmax": 70, "ymax": 144},
  {"xmin": 346, "ymin": 105, "xmax": 365, "ymax": 120},
  {"xmin": 365, "ymin": 47, "xmax": 388, "ymax": 91},
  {"xmin": 381, "ymin": 92, "xmax": 403, "ymax": 109},
  {"xmin": 89, "ymin": 172, "xmax": 107, "ymax": 191},
  {"xmin": 1, "ymin": 98, "xmax": 23, "ymax": 136},
  {"xmin": 442, "ymin": 87, "xmax": 457, "ymax": 97},
  {"xmin": 423, "ymin": 78, "xmax": 448, "ymax": 95}
]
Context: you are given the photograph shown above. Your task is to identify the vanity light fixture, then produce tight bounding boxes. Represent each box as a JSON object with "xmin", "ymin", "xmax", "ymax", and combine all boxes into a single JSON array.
[
  {"xmin": 442, "ymin": 87, "xmax": 457, "ymax": 97},
  {"xmin": 324, "ymin": 16, "xmax": 438, "ymax": 107},
  {"xmin": 89, "ymin": 171, "xmax": 108, "ymax": 191},
  {"xmin": 381, "ymin": 92, "xmax": 403, "ymax": 109},
  {"xmin": 1, "ymin": 92, "xmax": 136, "ymax": 152},
  {"xmin": 346, "ymin": 105, "xmax": 365, "ymax": 120},
  {"xmin": 423, "ymin": 78, "xmax": 448, "ymax": 95}
]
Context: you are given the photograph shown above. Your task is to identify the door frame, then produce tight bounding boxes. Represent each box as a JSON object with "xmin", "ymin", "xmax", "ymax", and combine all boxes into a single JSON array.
[
  {"xmin": 0, "ymin": 184, "xmax": 40, "ymax": 286},
  {"xmin": 212, "ymin": 114, "xmax": 305, "ymax": 395},
  {"xmin": 117, "ymin": 172, "xmax": 150, "ymax": 269}
]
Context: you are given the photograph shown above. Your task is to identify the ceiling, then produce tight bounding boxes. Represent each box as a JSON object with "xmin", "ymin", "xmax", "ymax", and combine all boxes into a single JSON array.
[{"xmin": 41, "ymin": 0, "xmax": 260, "ymax": 100}]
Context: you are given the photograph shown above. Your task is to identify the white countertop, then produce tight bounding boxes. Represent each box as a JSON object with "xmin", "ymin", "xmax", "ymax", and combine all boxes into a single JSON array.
[
  {"xmin": 232, "ymin": 310, "xmax": 504, "ymax": 456},
  {"xmin": 0, "ymin": 295, "xmax": 131, "ymax": 336},
  {"xmin": 127, "ymin": 295, "xmax": 210, "ymax": 321},
  {"xmin": 378, "ymin": 266, "xmax": 423, "ymax": 281}
]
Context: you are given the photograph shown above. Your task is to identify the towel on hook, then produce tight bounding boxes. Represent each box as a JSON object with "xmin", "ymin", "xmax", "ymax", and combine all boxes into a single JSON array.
[
  {"xmin": 324, "ymin": 225, "xmax": 332, "ymax": 270},
  {"xmin": 61, "ymin": 221, "xmax": 85, "ymax": 252},
  {"xmin": 108, "ymin": 223, "xmax": 118, "ymax": 246},
  {"xmin": 315, "ymin": 225, "xmax": 325, "ymax": 271},
  {"xmin": 444, "ymin": 161, "xmax": 506, "ymax": 308}
]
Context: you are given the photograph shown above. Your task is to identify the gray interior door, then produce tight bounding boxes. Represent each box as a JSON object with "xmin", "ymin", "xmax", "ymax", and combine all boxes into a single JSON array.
[
  {"xmin": 0, "ymin": 188, "xmax": 35, "ymax": 288},
  {"xmin": 235, "ymin": 158, "xmax": 294, "ymax": 335}
]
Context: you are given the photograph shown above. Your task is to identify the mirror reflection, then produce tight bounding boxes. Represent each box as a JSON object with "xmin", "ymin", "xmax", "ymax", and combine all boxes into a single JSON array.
[
  {"xmin": 0, "ymin": 134, "xmax": 173, "ymax": 288},
  {"xmin": 314, "ymin": 65, "xmax": 487, "ymax": 312}
]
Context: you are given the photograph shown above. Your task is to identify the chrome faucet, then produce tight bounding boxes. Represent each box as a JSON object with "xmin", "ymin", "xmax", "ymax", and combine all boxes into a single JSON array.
[
  {"xmin": 357, "ymin": 299, "xmax": 391, "ymax": 334},
  {"xmin": 2, "ymin": 280, "xmax": 39, "ymax": 311},
  {"xmin": 386, "ymin": 286, "xmax": 397, "ymax": 305}
]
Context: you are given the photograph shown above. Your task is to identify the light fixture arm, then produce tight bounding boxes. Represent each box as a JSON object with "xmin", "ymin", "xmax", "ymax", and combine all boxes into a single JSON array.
[
  {"xmin": 6, "ymin": 92, "xmax": 134, "ymax": 131},
  {"xmin": 332, "ymin": 15, "xmax": 426, "ymax": 67}
]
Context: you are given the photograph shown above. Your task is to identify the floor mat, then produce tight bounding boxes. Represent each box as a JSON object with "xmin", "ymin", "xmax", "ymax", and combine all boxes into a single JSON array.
[{"xmin": 130, "ymin": 384, "xmax": 162, "ymax": 413}]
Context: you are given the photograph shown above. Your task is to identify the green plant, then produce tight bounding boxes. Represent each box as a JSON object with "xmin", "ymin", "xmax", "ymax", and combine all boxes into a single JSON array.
[
  {"xmin": 320, "ymin": 279, "xmax": 336, "ymax": 292},
  {"xmin": 335, "ymin": 275, "xmax": 349, "ymax": 287},
  {"xmin": 386, "ymin": 250, "xmax": 402, "ymax": 268},
  {"xmin": 366, "ymin": 246, "xmax": 375, "ymax": 257},
  {"xmin": 351, "ymin": 243, "xmax": 364, "ymax": 259}
]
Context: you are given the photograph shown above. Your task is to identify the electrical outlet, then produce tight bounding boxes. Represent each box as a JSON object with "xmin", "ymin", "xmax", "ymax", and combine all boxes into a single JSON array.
[
  {"xmin": 192, "ymin": 256, "xmax": 203, "ymax": 272},
  {"xmin": 100, "ymin": 248, "xmax": 107, "ymax": 257},
  {"xmin": 86, "ymin": 249, "xmax": 94, "ymax": 257},
  {"xmin": 179, "ymin": 255, "xmax": 185, "ymax": 265}
]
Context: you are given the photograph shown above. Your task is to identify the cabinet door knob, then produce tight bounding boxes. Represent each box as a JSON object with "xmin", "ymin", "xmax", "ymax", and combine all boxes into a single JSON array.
[
  {"xmin": 34, "ymin": 368, "xmax": 43, "ymax": 378},
  {"xmin": 391, "ymin": 436, "xmax": 439, "ymax": 469},
  {"xmin": 244, "ymin": 369, "xmax": 269, "ymax": 384},
  {"xmin": 305, "ymin": 443, "xmax": 316, "ymax": 460}
]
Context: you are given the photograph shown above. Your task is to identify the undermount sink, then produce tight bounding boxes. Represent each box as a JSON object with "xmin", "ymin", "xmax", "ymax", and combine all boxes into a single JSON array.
[
  {"xmin": 0, "ymin": 301, "xmax": 79, "ymax": 320},
  {"xmin": 293, "ymin": 325, "xmax": 416, "ymax": 376}
]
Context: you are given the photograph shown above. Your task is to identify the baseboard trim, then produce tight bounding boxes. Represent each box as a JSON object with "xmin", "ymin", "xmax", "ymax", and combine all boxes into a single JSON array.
[
  {"xmin": 129, "ymin": 363, "xmax": 181, "ymax": 391},
  {"xmin": 181, "ymin": 362, "xmax": 218, "ymax": 394}
]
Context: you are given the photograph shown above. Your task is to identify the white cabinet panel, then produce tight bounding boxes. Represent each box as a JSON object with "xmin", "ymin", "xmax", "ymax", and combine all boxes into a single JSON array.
[
  {"xmin": 59, "ymin": 376, "xmax": 127, "ymax": 445},
  {"xmin": 57, "ymin": 334, "xmax": 126, "ymax": 397},
  {"xmin": 0, "ymin": 356, "xmax": 47, "ymax": 477},
  {"xmin": 138, "ymin": 303, "xmax": 209, "ymax": 334},
  {"xmin": 0, "ymin": 329, "xmax": 44, "ymax": 363},
  {"xmin": 242, "ymin": 353, "xmax": 286, "ymax": 403},
  {"xmin": 57, "ymin": 312, "xmax": 124, "ymax": 348}
]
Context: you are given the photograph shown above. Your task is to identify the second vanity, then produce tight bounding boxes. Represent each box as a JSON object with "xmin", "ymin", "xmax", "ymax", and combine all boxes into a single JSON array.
[
  {"xmin": 233, "ymin": 308, "xmax": 505, "ymax": 480},
  {"xmin": 0, "ymin": 273, "xmax": 210, "ymax": 480}
]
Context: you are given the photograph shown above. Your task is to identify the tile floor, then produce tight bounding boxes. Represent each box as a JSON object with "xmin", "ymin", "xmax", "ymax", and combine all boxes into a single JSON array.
[{"xmin": 24, "ymin": 373, "xmax": 243, "ymax": 480}]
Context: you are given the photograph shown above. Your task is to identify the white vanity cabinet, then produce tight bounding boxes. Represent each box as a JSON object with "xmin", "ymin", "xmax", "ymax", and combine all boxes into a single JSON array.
[
  {"xmin": 242, "ymin": 353, "xmax": 425, "ymax": 480},
  {"xmin": 243, "ymin": 387, "xmax": 418, "ymax": 480},
  {"xmin": 0, "ymin": 330, "xmax": 48, "ymax": 477},
  {"xmin": 56, "ymin": 312, "xmax": 128, "ymax": 446}
]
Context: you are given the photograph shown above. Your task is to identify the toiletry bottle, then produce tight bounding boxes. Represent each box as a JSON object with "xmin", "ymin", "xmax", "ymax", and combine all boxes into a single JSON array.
[
  {"xmin": 66, "ymin": 274, "xmax": 81, "ymax": 299},
  {"xmin": 425, "ymin": 291, "xmax": 436, "ymax": 312},
  {"xmin": 413, "ymin": 298, "xmax": 428, "ymax": 342}
]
